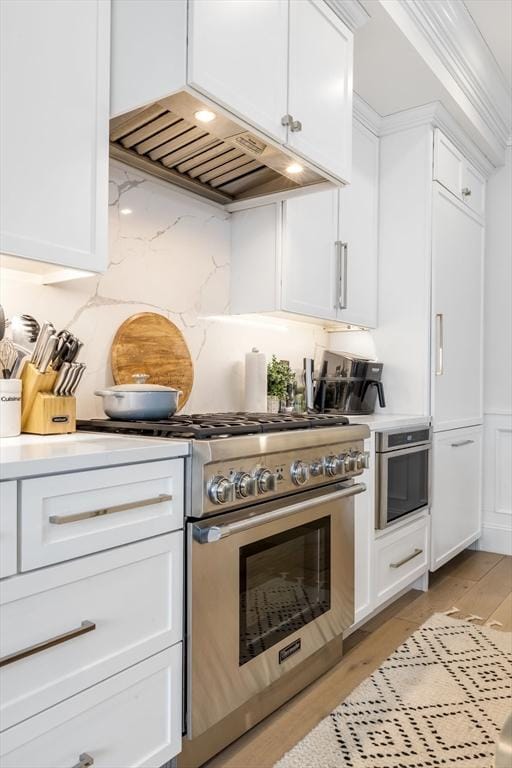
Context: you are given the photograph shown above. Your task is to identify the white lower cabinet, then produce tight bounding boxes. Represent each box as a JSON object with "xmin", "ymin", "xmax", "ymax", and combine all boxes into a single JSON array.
[
  {"xmin": 0, "ymin": 645, "xmax": 182, "ymax": 768},
  {"xmin": 0, "ymin": 482, "xmax": 17, "ymax": 579},
  {"xmin": 374, "ymin": 515, "xmax": 429, "ymax": 605},
  {"xmin": 0, "ymin": 533, "xmax": 182, "ymax": 730},
  {"xmin": 430, "ymin": 426, "xmax": 482, "ymax": 571},
  {"xmin": 354, "ymin": 437, "xmax": 374, "ymax": 625}
]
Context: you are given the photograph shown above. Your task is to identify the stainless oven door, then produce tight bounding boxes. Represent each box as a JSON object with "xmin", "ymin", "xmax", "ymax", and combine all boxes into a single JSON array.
[
  {"xmin": 187, "ymin": 481, "xmax": 365, "ymax": 738},
  {"xmin": 376, "ymin": 443, "xmax": 431, "ymax": 530}
]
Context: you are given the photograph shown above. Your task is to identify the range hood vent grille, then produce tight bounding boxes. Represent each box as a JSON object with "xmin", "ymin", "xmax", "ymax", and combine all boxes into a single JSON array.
[{"xmin": 110, "ymin": 95, "xmax": 325, "ymax": 205}]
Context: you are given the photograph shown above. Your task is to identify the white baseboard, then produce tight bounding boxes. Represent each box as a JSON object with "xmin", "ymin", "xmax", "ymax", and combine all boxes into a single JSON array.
[{"xmin": 478, "ymin": 524, "xmax": 512, "ymax": 556}]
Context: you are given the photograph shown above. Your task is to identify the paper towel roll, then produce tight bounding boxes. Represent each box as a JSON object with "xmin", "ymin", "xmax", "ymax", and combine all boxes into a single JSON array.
[{"xmin": 244, "ymin": 348, "xmax": 267, "ymax": 412}]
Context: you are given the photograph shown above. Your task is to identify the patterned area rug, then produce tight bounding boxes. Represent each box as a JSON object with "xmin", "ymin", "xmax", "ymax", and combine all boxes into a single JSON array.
[{"xmin": 275, "ymin": 613, "xmax": 512, "ymax": 768}]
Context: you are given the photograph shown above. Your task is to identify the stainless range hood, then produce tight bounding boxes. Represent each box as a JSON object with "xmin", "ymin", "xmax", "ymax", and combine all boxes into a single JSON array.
[{"xmin": 110, "ymin": 91, "xmax": 327, "ymax": 206}]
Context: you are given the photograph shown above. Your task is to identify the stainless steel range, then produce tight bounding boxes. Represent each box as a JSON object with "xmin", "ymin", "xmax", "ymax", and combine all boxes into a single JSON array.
[{"xmin": 78, "ymin": 412, "xmax": 370, "ymax": 767}]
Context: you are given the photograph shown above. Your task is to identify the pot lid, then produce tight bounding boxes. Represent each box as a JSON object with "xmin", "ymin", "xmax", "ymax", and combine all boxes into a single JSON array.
[{"xmin": 104, "ymin": 373, "xmax": 179, "ymax": 393}]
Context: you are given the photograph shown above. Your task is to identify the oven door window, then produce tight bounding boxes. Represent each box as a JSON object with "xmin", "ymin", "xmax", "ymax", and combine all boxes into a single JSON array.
[
  {"xmin": 239, "ymin": 517, "xmax": 330, "ymax": 666},
  {"xmin": 387, "ymin": 448, "xmax": 429, "ymax": 524}
]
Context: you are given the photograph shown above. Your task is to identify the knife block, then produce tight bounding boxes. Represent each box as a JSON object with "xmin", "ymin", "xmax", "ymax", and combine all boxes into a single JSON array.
[
  {"xmin": 21, "ymin": 362, "xmax": 76, "ymax": 434},
  {"xmin": 23, "ymin": 392, "xmax": 76, "ymax": 434},
  {"xmin": 20, "ymin": 363, "xmax": 58, "ymax": 429}
]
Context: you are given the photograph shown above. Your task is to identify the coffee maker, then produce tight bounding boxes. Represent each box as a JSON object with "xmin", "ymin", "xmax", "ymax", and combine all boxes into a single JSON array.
[{"xmin": 310, "ymin": 351, "xmax": 386, "ymax": 415}]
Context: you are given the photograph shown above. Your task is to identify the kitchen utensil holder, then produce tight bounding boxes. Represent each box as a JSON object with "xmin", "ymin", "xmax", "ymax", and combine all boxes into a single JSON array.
[{"xmin": 21, "ymin": 362, "xmax": 76, "ymax": 434}]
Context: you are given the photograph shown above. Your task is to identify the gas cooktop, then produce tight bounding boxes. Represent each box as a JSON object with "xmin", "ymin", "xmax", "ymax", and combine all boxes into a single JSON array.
[{"xmin": 77, "ymin": 411, "xmax": 350, "ymax": 440}]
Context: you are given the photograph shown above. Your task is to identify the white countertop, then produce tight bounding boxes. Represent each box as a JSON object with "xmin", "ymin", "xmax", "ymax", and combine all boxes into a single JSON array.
[
  {"xmin": 347, "ymin": 413, "xmax": 431, "ymax": 432},
  {"xmin": 0, "ymin": 432, "xmax": 190, "ymax": 480}
]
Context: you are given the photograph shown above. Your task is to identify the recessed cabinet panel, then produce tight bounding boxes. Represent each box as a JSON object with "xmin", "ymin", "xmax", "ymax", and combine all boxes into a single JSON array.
[
  {"xmin": 430, "ymin": 427, "xmax": 482, "ymax": 571},
  {"xmin": 0, "ymin": 482, "xmax": 17, "ymax": 579},
  {"xmin": 0, "ymin": 646, "xmax": 182, "ymax": 768},
  {"xmin": 188, "ymin": 0, "xmax": 288, "ymax": 143},
  {"xmin": 433, "ymin": 129, "xmax": 464, "ymax": 199},
  {"xmin": 287, "ymin": 0, "xmax": 353, "ymax": 183},
  {"xmin": 431, "ymin": 184, "xmax": 484, "ymax": 431},
  {"xmin": 337, "ymin": 122, "xmax": 379, "ymax": 327},
  {"xmin": 281, "ymin": 190, "xmax": 339, "ymax": 321},
  {"xmin": 0, "ymin": 0, "xmax": 109, "ymax": 272}
]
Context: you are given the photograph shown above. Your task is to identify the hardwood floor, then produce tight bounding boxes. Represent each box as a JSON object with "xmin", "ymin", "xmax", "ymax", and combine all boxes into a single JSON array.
[{"xmin": 206, "ymin": 549, "xmax": 512, "ymax": 768}]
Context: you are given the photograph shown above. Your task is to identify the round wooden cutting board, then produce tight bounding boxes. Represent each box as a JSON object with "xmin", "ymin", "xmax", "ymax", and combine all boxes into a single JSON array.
[{"xmin": 111, "ymin": 313, "xmax": 193, "ymax": 411}]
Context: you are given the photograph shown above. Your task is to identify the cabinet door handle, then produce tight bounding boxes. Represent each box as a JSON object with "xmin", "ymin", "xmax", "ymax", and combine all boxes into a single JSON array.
[
  {"xmin": 435, "ymin": 313, "xmax": 444, "ymax": 375},
  {"xmin": 462, "ymin": 187, "xmax": 472, "ymax": 197},
  {"xmin": 48, "ymin": 493, "xmax": 172, "ymax": 525},
  {"xmin": 290, "ymin": 119, "xmax": 302, "ymax": 132},
  {"xmin": 451, "ymin": 439, "xmax": 475, "ymax": 447},
  {"xmin": 390, "ymin": 548, "xmax": 423, "ymax": 569},
  {"xmin": 336, "ymin": 241, "xmax": 348, "ymax": 310},
  {"xmin": 0, "ymin": 620, "xmax": 96, "ymax": 668},
  {"xmin": 72, "ymin": 754, "xmax": 94, "ymax": 768}
]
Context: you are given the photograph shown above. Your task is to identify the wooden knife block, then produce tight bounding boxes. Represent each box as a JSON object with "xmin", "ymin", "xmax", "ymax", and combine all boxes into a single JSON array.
[{"xmin": 21, "ymin": 362, "xmax": 76, "ymax": 434}]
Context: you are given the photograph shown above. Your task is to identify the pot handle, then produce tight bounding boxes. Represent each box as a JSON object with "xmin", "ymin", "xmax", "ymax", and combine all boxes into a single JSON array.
[{"xmin": 94, "ymin": 390, "xmax": 125, "ymax": 399}]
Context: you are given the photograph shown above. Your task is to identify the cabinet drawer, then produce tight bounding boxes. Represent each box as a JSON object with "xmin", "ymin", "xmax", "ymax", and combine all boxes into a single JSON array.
[
  {"xmin": 20, "ymin": 458, "xmax": 183, "ymax": 570},
  {"xmin": 0, "ymin": 533, "xmax": 182, "ymax": 730},
  {"xmin": 0, "ymin": 645, "xmax": 182, "ymax": 768},
  {"xmin": 0, "ymin": 482, "xmax": 17, "ymax": 578},
  {"xmin": 374, "ymin": 516, "xmax": 429, "ymax": 604}
]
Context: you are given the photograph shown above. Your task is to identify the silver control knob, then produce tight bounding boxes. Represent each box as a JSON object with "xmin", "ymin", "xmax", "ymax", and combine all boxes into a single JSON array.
[
  {"xmin": 207, "ymin": 475, "xmax": 235, "ymax": 505},
  {"xmin": 325, "ymin": 455, "xmax": 340, "ymax": 477},
  {"xmin": 362, "ymin": 451, "xmax": 370, "ymax": 469},
  {"xmin": 234, "ymin": 472, "xmax": 256, "ymax": 498},
  {"xmin": 256, "ymin": 468, "xmax": 277, "ymax": 494},
  {"xmin": 310, "ymin": 460, "xmax": 324, "ymax": 477},
  {"xmin": 343, "ymin": 454, "xmax": 355, "ymax": 473},
  {"xmin": 355, "ymin": 452, "xmax": 366, "ymax": 470},
  {"xmin": 291, "ymin": 460, "xmax": 309, "ymax": 486},
  {"xmin": 338, "ymin": 453, "xmax": 348, "ymax": 475}
]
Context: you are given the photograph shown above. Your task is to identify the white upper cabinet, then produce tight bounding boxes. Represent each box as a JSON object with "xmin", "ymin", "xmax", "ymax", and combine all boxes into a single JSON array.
[
  {"xmin": 281, "ymin": 190, "xmax": 339, "ymax": 320},
  {"xmin": 431, "ymin": 183, "xmax": 484, "ymax": 431},
  {"xmin": 433, "ymin": 129, "xmax": 485, "ymax": 218},
  {"xmin": 287, "ymin": 0, "xmax": 353, "ymax": 183},
  {"xmin": 188, "ymin": 0, "xmax": 288, "ymax": 144},
  {"xmin": 337, "ymin": 122, "xmax": 378, "ymax": 327},
  {"xmin": 0, "ymin": 0, "xmax": 110, "ymax": 273},
  {"xmin": 230, "ymin": 118, "xmax": 378, "ymax": 326},
  {"xmin": 111, "ymin": 0, "xmax": 353, "ymax": 191}
]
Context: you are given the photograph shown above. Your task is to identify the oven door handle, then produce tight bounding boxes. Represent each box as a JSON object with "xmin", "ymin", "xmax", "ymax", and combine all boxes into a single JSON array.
[{"xmin": 193, "ymin": 483, "xmax": 367, "ymax": 543}]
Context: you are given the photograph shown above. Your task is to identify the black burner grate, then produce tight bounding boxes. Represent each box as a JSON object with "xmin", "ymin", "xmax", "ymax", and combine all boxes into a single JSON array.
[{"xmin": 77, "ymin": 411, "xmax": 349, "ymax": 440}]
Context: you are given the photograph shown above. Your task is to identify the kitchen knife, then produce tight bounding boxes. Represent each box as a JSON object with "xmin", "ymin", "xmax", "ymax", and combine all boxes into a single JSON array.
[
  {"xmin": 70, "ymin": 363, "xmax": 86, "ymax": 395},
  {"xmin": 38, "ymin": 334, "xmax": 58, "ymax": 373},
  {"xmin": 63, "ymin": 363, "xmax": 81, "ymax": 396},
  {"xmin": 53, "ymin": 361, "xmax": 71, "ymax": 395},
  {"xmin": 31, "ymin": 322, "xmax": 54, "ymax": 367}
]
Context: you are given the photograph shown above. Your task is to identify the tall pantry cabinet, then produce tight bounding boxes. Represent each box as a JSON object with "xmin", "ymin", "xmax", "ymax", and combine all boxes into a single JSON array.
[{"xmin": 375, "ymin": 125, "xmax": 485, "ymax": 571}]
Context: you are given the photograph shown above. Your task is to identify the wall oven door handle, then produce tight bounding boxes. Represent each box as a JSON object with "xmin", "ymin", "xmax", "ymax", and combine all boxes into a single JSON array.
[{"xmin": 193, "ymin": 483, "xmax": 366, "ymax": 543}]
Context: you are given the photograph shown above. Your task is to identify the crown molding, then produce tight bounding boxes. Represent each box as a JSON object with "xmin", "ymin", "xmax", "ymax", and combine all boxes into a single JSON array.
[
  {"xmin": 353, "ymin": 93, "xmax": 382, "ymax": 135},
  {"xmin": 380, "ymin": 0, "xmax": 511, "ymax": 165},
  {"xmin": 325, "ymin": 0, "xmax": 370, "ymax": 31},
  {"xmin": 377, "ymin": 101, "xmax": 494, "ymax": 178}
]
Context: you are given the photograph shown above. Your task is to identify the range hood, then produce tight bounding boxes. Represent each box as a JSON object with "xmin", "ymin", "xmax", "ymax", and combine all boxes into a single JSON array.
[{"xmin": 110, "ymin": 91, "xmax": 327, "ymax": 206}]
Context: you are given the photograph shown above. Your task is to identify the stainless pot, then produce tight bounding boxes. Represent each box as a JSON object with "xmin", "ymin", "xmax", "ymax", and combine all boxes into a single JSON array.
[{"xmin": 95, "ymin": 374, "xmax": 182, "ymax": 420}]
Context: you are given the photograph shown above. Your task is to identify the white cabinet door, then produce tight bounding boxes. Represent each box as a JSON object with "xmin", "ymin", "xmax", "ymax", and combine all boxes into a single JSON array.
[
  {"xmin": 0, "ymin": 646, "xmax": 182, "ymax": 768},
  {"xmin": 188, "ymin": 0, "xmax": 288, "ymax": 143},
  {"xmin": 0, "ymin": 482, "xmax": 17, "ymax": 579},
  {"xmin": 287, "ymin": 0, "xmax": 353, "ymax": 183},
  {"xmin": 431, "ymin": 184, "xmax": 484, "ymax": 431},
  {"xmin": 0, "ymin": 0, "xmax": 110, "ymax": 273},
  {"xmin": 433, "ymin": 129, "xmax": 485, "ymax": 218},
  {"xmin": 354, "ymin": 437, "xmax": 374, "ymax": 624},
  {"xmin": 337, "ymin": 122, "xmax": 379, "ymax": 327},
  {"xmin": 430, "ymin": 427, "xmax": 482, "ymax": 571},
  {"xmin": 282, "ymin": 190, "xmax": 338, "ymax": 321}
]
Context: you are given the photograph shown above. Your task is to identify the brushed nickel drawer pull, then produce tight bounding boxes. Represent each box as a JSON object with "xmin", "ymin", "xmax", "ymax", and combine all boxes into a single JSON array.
[
  {"xmin": 48, "ymin": 493, "xmax": 173, "ymax": 525},
  {"xmin": 0, "ymin": 620, "xmax": 96, "ymax": 667},
  {"xmin": 450, "ymin": 439, "xmax": 475, "ymax": 448},
  {"xmin": 72, "ymin": 754, "xmax": 94, "ymax": 768},
  {"xmin": 390, "ymin": 548, "xmax": 423, "ymax": 569}
]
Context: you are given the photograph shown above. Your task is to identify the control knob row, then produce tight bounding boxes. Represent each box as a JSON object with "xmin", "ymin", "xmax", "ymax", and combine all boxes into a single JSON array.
[{"xmin": 208, "ymin": 467, "xmax": 277, "ymax": 504}]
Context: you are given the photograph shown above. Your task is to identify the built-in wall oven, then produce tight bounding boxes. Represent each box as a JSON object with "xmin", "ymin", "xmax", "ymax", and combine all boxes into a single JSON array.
[{"xmin": 375, "ymin": 425, "xmax": 432, "ymax": 530}]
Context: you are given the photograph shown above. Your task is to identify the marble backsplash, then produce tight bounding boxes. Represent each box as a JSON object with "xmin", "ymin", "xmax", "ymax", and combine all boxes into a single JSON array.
[{"xmin": 0, "ymin": 161, "xmax": 328, "ymax": 418}]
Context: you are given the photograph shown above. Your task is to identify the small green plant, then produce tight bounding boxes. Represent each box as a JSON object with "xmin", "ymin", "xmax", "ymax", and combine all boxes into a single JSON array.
[{"xmin": 267, "ymin": 355, "xmax": 296, "ymax": 400}]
